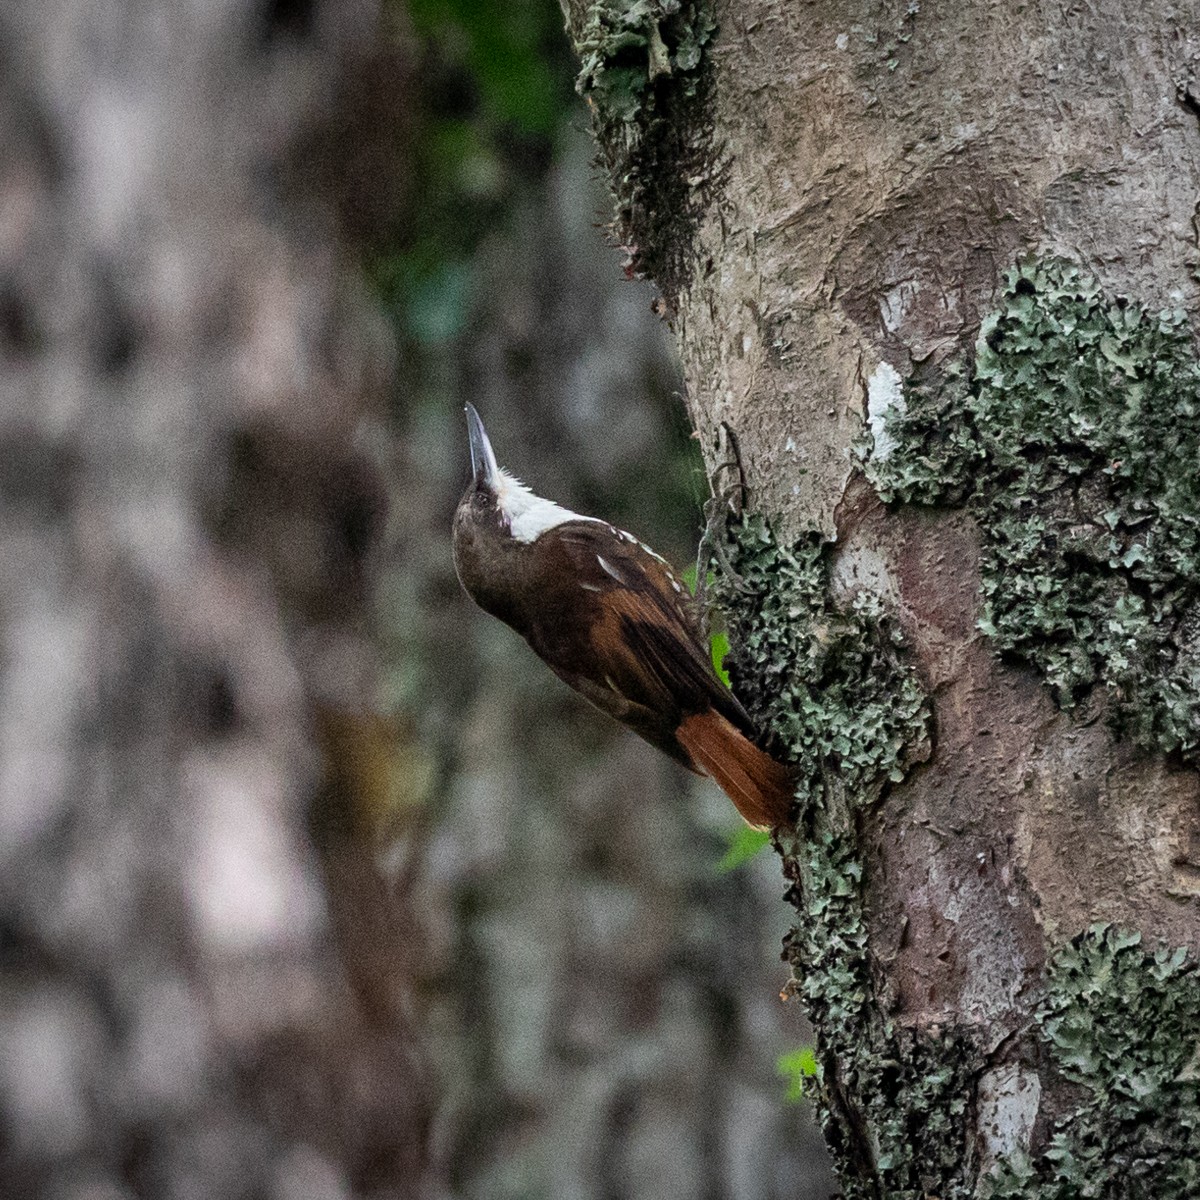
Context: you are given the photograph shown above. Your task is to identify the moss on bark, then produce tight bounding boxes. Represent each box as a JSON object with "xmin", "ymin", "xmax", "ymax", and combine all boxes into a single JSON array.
[
  {"xmin": 716, "ymin": 515, "xmax": 929, "ymax": 809},
  {"xmin": 987, "ymin": 926, "xmax": 1200, "ymax": 1199},
  {"xmin": 717, "ymin": 510, "xmax": 1199, "ymax": 1199}
]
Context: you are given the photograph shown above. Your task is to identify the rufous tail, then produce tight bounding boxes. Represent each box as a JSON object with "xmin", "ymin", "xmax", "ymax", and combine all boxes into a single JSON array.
[{"xmin": 677, "ymin": 710, "xmax": 794, "ymax": 829}]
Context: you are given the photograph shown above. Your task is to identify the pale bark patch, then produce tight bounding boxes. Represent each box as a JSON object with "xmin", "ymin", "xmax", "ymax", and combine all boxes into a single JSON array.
[{"xmin": 976, "ymin": 1063, "xmax": 1041, "ymax": 1169}]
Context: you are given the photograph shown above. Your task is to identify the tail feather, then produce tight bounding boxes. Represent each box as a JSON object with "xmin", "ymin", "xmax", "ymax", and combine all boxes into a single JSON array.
[{"xmin": 677, "ymin": 710, "xmax": 794, "ymax": 829}]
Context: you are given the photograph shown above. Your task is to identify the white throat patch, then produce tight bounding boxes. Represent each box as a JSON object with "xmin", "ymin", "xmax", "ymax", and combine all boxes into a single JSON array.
[{"xmin": 496, "ymin": 469, "xmax": 600, "ymax": 543}]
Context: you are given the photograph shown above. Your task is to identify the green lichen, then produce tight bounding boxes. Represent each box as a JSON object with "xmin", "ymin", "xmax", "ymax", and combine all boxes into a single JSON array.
[
  {"xmin": 987, "ymin": 925, "xmax": 1200, "ymax": 1200},
  {"xmin": 717, "ymin": 515, "xmax": 929, "ymax": 809},
  {"xmin": 869, "ymin": 258, "xmax": 1200, "ymax": 758},
  {"xmin": 780, "ymin": 828, "xmax": 979, "ymax": 1199},
  {"xmin": 721, "ymin": 517, "xmax": 981, "ymax": 1197},
  {"xmin": 574, "ymin": 0, "xmax": 715, "ymax": 294}
]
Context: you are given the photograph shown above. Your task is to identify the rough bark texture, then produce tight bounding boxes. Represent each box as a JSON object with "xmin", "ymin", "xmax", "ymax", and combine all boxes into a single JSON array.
[{"xmin": 565, "ymin": 1, "xmax": 1200, "ymax": 1195}]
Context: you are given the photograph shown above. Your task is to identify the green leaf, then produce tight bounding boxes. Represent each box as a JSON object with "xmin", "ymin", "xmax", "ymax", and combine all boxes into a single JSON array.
[
  {"xmin": 776, "ymin": 1045, "xmax": 819, "ymax": 1102},
  {"xmin": 680, "ymin": 564, "xmax": 731, "ymax": 685},
  {"xmin": 716, "ymin": 826, "xmax": 771, "ymax": 873},
  {"xmin": 710, "ymin": 629, "xmax": 731, "ymax": 686}
]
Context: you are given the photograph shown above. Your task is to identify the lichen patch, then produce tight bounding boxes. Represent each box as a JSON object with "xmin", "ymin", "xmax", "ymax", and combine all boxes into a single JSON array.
[
  {"xmin": 573, "ymin": 0, "xmax": 717, "ymax": 298},
  {"xmin": 986, "ymin": 926, "xmax": 1200, "ymax": 1199},
  {"xmin": 869, "ymin": 257, "xmax": 1200, "ymax": 759}
]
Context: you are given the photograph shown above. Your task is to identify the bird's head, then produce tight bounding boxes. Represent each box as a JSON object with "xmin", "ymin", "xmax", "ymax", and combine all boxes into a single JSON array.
[{"xmin": 452, "ymin": 404, "xmax": 589, "ymax": 616}]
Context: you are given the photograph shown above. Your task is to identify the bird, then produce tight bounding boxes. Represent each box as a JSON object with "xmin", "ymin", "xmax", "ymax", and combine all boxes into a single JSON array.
[{"xmin": 451, "ymin": 403, "xmax": 794, "ymax": 829}]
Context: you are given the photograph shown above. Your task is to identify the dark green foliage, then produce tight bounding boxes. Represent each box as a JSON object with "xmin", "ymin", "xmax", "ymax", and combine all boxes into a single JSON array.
[
  {"xmin": 987, "ymin": 926, "xmax": 1200, "ymax": 1199},
  {"xmin": 373, "ymin": 0, "xmax": 577, "ymax": 342},
  {"xmin": 574, "ymin": 0, "xmax": 716, "ymax": 294},
  {"xmin": 719, "ymin": 518, "xmax": 979, "ymax": 1198},
  {"xmin": 871, "ymin": 259, "xmax": 1200, "ymax": 757},
  {"xmin": 409, "ymin": 0, "xmax": 566, "ymax": 136}
]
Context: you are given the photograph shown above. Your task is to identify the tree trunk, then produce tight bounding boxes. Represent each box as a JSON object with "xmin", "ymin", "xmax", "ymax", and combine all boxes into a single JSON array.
[
  {"xmin": 0, "ymin": 4, "xmax": 433, "ymax": 1197},
  {"xmin": 564, "ymin": 1, "xmax": 1200, "ymax": 1195}
]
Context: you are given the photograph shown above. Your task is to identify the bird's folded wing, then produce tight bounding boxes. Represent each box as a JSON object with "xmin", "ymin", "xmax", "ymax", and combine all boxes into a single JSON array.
[{"xmin": 529, "ymin": 523, "xmax": 754, "ymax": 739}]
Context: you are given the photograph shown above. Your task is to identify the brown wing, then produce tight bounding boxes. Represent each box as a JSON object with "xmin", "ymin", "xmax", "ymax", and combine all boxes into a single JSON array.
[{"xmin": 521, "ymin": 522, "xmax": 753, "ymax": 762}]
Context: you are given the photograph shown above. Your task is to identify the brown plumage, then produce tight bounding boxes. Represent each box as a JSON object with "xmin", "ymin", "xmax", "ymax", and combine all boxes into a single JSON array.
[
  {"xmin": 451, "ymin": 404, "xmax": 794, "ymax": 829},
  {"xmin": 677, "ymin": 711, "xmax": 795, "ymax": 830}
]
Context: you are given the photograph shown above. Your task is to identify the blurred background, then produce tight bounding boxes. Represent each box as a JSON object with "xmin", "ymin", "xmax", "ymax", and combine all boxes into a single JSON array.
[{"xmin": 0, "ymin": 1, "xmax": 832, "ymax": 1196}]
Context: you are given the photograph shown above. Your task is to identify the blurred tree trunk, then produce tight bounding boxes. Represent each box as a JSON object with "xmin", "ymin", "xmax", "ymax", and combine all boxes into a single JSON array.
[
  {"xmin": 564, "ymin": 1, "xmax": 1200, "ymax": 1196},
  {"xmin": 0, "ymin": 4, "xmax": 432, "ymax": 1198}
]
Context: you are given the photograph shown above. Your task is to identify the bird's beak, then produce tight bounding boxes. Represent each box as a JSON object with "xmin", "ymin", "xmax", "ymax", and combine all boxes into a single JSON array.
[{"xmin": 465, "ymin": 403, "xmax": 501, "ymax": 492}]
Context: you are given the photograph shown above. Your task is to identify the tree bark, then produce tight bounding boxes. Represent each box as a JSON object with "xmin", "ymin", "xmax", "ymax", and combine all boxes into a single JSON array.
[{"xmin": 565, "ymin": 1, "xmax": 1200, "ymax": 1195}]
